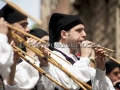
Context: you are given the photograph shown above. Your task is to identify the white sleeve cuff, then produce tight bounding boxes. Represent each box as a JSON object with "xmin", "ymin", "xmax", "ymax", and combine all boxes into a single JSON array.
[
  {"xmin": 79, "ymin": 57, "xmax": 90, "ymax": 66},
  {"xmin": 0, "ymin": 34, "xmax": 8, "ymax": 42},
  {"xmin": 96, "ymin": 68, "xmax": 106, "ymax": 79},
  {"xmin": 4, "ymin": 80, "xmax": 18, "ymax": 90}
]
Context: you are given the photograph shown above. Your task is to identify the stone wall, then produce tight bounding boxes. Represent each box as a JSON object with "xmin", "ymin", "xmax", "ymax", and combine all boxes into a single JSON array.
[{"xmin": 73, "ymin": 0, "xmax": 119, "ymax": 60}]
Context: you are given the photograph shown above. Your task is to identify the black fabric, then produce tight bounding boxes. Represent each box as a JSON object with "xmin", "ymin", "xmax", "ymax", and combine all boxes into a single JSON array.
[
  {"xmin": 54, "ymin": 48, "xmax": 79, "ymax": 64},
  {"xmin": 54, "ymin": 80, "xmax": 92, "ymax": 90},
  {"xmin": 54, "ymin": 87, "xmax": 59, "ymax": 90},
  {"xmin": 18, "ymin": 58, "xmax": 23, "ymax": 63},
  {"xmin": 31, "ymin": 85, "xmax": 37, "ymax": 90},
  {"xmin": 30, "ymin": 28, "xmax": 48, "ymax": 39},
  {"xmin": 79, "ymin": 80, "xmax": 92, "ymax": 90},
  {"xmin": 105, "ymin": 60, "xmax": 120, "ymax": 74},
  {"xmin": 0, "ymin": 4, "xmax": 27, "ymax": 24},
  {"xmin": 0, "ymin": 75, "xmax": 5, "ymax": 90},
  {"xmin": 31, "ymin": 88, "xmax": 36, "ymax": 90},
  {"xmin": 20, "ymin": 28, "xmax": 48, "ymax": 53},
  {"xmin": 49, "ymin": 13, "xmax": 84, "ymax": 50}
]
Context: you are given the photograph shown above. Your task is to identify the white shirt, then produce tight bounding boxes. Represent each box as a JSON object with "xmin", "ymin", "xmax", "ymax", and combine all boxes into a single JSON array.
[
  {"xmin": 41, "ymin": 42, "xmax": 115, "ymax": 90},
  {"xmin": 0, "ymin": 34, "xmax": 14, "ymax": 80}
]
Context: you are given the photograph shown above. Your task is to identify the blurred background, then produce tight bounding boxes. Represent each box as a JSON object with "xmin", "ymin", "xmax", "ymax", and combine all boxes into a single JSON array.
[{"xmin": 0, "ymin": 0, "xmax": 120, "ymax": 61}]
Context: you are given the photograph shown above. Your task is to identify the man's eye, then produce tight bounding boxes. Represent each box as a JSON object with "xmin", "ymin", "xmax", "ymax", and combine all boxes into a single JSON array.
[
  {"xmin": 76, "ymin": 29, "xmax": 82, "ymax": 32},
  {"xmin": 20, "ymin": 22, "xmax": 28, "ymax": 28}
]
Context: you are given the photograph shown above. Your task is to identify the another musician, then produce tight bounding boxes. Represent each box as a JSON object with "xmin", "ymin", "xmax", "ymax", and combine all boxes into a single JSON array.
[
  {"xmin": 0, "ymin": 4, "xmax": 41, "ymax": 90},
  {"xmin": 40, "ymin": 13, "xmax": 115, "ymax": 90}
]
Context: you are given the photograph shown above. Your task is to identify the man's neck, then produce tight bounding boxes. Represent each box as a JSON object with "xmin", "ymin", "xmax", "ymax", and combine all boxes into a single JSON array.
[
  {"xmin": 70, "ymin": 48, "xmax": 76, "ymax": 55},
  {"xmin": 58, "ymin": 40, "xmax": 76, "ymax": 55}
]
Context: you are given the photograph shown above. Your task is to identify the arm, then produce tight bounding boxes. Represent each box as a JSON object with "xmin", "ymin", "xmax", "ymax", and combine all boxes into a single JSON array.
[
  {"xmin": 90, "ymin": 48, "xmax": 116, "ymax": 90},
  {"xmin": 6, "ymin": 41, "xmax": 20, "ymax": 85},
  {"xmin": 91, "ymin": 69, "xmax": 115, "ymax": 90},
  {"xmin": 0, "ymin": 17, "xmax": 14, "ymax": 80},
  {"xmin": 4, "ymin": 56, "xmax": 40, "ymax": 90}
]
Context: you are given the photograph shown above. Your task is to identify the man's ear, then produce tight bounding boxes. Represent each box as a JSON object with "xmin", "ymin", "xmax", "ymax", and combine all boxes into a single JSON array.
[{"xmin": 60, "ymin": 30, "xmax": 67, "ymax": 39}]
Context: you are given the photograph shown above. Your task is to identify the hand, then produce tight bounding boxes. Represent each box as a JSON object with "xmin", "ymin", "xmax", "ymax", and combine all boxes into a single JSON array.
[
  {"xmin": 6, "ymin": 41, "xmax": 20, "ymax": 85},
  {"xmin": 0, "ymin": 17, "xmax": 8, "ymax": 35},
  {"xmin": 10, "ymin": 40, "xmax": 20, "ymax": 64},
  {"xmin": 27, "ymin": 38, "xmax": 41, "ymax": 48},
  {"xmin": 80, "ymin": 40, "xmax": 92, "ymax": 58},
  {"xmin": 95, "ymin": 48, "xmax": 106, "ymax": 70},
  {"xmin": 113, "ymin": 80, "xmax": 120, "ymax": 90},
  {"xmin": 113, "ymin": 80, "xmax": 120, "ymax": 86},
  {"xmin": 39, "ymin": 46, "xmax": 49, "ymax": 67},
  {"xmin": 26, "ymin": 38, "xmax": 41, "ymax": 56}
]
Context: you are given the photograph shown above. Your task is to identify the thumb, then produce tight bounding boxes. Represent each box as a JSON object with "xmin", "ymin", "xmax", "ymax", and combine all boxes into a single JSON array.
[{"xmin": 10, "ymin": 40, "xmax": 15, "ymax": 46}]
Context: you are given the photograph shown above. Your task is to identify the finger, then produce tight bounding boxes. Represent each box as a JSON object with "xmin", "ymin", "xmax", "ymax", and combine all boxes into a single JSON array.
[
  {"xmin": 44, "ymin": 50, "xmax": 50, "ymax": 58},
  {"xmin": 81, "ymin": 41, "xmax": 88, "ymax": 47},
  {"xmin": 95, "ymin": 48, "xmax": 98, "ymax": 53},
  {"xmin": 41, "ymin": 46, "xmax": 45, "ymax": 52},
  {"xmin": 10, "ymin": 40, "xmax": 15, "ymax": 46},
  {"xmin": 4, "ymin": 21, "xmax": 7, "ymax": 26},
  {"xmin": 44, "ymin": 50, "xmax": 48, "ymax": 56},
  {"xmin": 36, "ymin": 42, "xmax": 41, "ymax": 48},
  {"xmin": 32, "ymin": 39, "xmax": 38, "ymax": 45},
  {"xmin": 38, "ymin": 42, "xmax": 41, "ymax": 46},
  {"xmin": 86, "ymin": 41, "xmax": 93, "ymax": 48},
  {"xmin": 27, "ymin": 38, "xmax": 32, "ymax": 43},
  {"xmin": 40, "ymin": 45, "xmax": 44, "ymax": 50},
  {"xmin": 29, "ymin": 38, "xmax": 35, "ymax": 43},
  {"xmin": 27, "ymin": 38, "xmax": 34, "ymax": 46},
  {"xmin": 0, "ymin": 17, "xmax": 4, "ymax": 23}
]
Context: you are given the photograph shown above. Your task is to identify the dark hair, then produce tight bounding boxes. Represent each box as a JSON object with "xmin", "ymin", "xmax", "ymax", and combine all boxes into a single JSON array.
[
  {"xmin": 20, "ymin": 28, "xmax": 48, "ymax": 51},
  {"xmin": 0, "ymin": 4, "xmax": 27, "ymax": 24},
  {"xmin": 105, "ymin": 60, "xmax": 120, "ymax": 74}
]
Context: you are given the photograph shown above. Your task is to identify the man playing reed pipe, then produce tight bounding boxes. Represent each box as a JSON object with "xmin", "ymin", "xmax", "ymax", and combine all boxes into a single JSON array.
[
  {"xmin": 0, "ymin": 4, "xmax": 47, "ymax": 90},
  {"xmin": 39, "ymin": 13, "xmax": 115, "ymax": 90}
]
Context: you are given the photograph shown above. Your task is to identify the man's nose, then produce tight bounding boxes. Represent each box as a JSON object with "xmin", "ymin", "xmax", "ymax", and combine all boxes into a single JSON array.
[{"xmin": 25, "ymin": 26, "xmax": 30, "ymax": 33}]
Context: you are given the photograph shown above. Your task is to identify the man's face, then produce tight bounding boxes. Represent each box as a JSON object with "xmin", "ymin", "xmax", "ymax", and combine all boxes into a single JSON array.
[
  {"xmin": 12, "ymin": 18, "xmax": 30, "ymax": 38},
  {"xmin": 107, "ymin": 67, "xmax": 120, "ymax": 83},
  {"xmin": 41, "ymin": 36, "xmax": 49, "ymax": 43},
  {"xmin": 65, "ymin": 24, "xmax": 86, "ymax": 49},
  {"xmin": 10, "ymin": 18, "xmax": 30, "ymax": 46},
  {"xmin": 41, "ymin": 35, "xmax": 49, "ymax": 48}
]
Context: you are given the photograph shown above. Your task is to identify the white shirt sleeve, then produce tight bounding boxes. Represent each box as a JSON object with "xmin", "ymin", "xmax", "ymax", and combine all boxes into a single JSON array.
[
  {"xmin": 91, "ymin": 68, "xmax": 116, "ymax": 90},
  {"xmin": 0, "ymin": 34, "xmax": 14, "ymax": 80},
  {"xmin": 4, "ymin": 80, "xmax": 18, "ymax": 90},
  {"xmin": 4, "ymin": 56, "xmax": 40, "ymax": 90}
]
